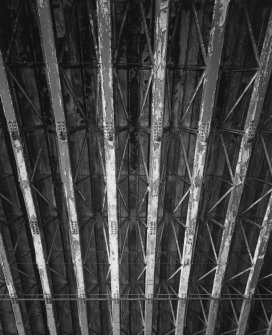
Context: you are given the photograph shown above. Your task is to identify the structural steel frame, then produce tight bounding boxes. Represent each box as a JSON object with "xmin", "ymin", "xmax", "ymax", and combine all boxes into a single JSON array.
[
  {"xmin": 36, "ymin": 0, "xmax": 89, "ymax": 333},
  {"xmin": 0, "ymin": 50, "xmax": 58, "ymax": 335},
  {"xmin": 144, "ymin": 1, "xmax": 170, "ymax": 334},
  {"xmin": 206, "ymin": 10, "xmax": 272, "ymax": 335},
  {"xmin": 175, "ymin": 1, "xmax": 230, "ymax": 333},
  {"xmin": 96, "ymin": 0, "xmax": 120, "ymax": 334}
]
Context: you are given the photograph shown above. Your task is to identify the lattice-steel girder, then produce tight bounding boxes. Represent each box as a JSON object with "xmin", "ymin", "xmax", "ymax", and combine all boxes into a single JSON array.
[
  {"xmin": 0, "ymin": 52, "xmax": 58, "ymax": 334},
  {"xmin": 96, "ymin": 0, "xmax": 120, "ymax": 334},
  {"xmin": 207, "ymin": 12, "xmax": 272, "ymax": 335},
  {"xmin": 175, "ymin": 1, "xmax": 230, "ymax": 333},
  {"xmin": 237, "ymin": 195, "xmax": 272, "ymax": 335},
  {"xmin": 144, "ymin": 1, "xmax": 170, "ymax": 334},
  {"xmin": 36, "ymin": 1, "xmax": 89, "ymax": 334},
  {"xmin": 0, "ymin": 233, "xmax": 25, "ymax": 335}
]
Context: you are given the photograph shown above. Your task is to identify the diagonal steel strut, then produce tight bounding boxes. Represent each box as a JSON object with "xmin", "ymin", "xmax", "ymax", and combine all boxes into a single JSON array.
[
  {"xmin": 175, "ymin": 1, "xmax": 230, "ymax": 333},
  {"xmin": 0, "ymin": 51, "xmax": 58, "ymax": 335},
  {"xmin": 36, "ymin": 1, "xmax": 89, "ymax": 334},
  {"xmin": 144, "ymin": 1, "xmax": 170, "ymax": 334},
  {"xmin": 96, "ymin": 0, "xmax": 120, "ymax": 334},
  {"xmin": 207, "ymin": 11, "xmax": 272, "ymax": 335}
]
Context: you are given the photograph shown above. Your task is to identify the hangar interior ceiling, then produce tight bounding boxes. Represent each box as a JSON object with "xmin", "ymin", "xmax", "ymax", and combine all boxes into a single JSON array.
[{"xmin": 0, "ymin": 0, "xmax": 272, "ymax": 334}]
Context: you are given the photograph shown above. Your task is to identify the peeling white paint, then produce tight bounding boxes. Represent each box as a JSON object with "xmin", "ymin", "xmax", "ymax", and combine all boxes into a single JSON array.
[
  {"xmin": 144, "ymin": 2, "xmax": 169, "ymax": 335},
  {"xmin": 96, "ymin": 0, "xmax": 120, "ymax": 333},
  {"xmin": 207, "ymin": 11, "xmax": 272, "ymax": 335},
  {"xmin": 0, "ymin": 48, "xmax": 58, "ymax": 335},
  {"xmin": 36, "ymin": 1, "xmax": 89, "ymax": 333},
  {"xmin": 176, "ymin": 1, "xmax": 230, "ymax": 334}
]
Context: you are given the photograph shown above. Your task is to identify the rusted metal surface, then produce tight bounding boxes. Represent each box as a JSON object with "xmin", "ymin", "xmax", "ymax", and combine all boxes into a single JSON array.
[
  {"xmin": 0, "ymin": 51, "xmax": 58, "ymax": 335},
  {"xmin": 96, "ymin": 0, "xmax": 120, "ymax": 334},
  {"xmin": 207, "ymin": 12, "xmax": 272, "ymax": 335},
  {"xmin": 144, "ymin": 1, "xmax": 170, "ymax": 334},
  {"xmin": 175, "ymin": 1, "xmax": 230, "ymax": 333},
  {"xmin": 36, "ymin": 1, "xmax": 89, "ymax": 333},
  {"xmin": 0, "ymin": 233, "xmax": 25, "ymax": 335}
]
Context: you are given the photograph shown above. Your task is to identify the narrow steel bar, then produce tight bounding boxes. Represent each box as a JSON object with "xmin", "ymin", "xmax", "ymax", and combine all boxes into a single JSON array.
[
  {"xmin": 175, "ymin": 1, "xmax": 230, "ymax": 333},
  {"xmin": 0, "ymin": 233, "xmax": 25, "ymax": 335},
  {"xmin": 96, "ymin": 0, "xmax": 120, "ymax": 334},
  {"xmin": 0, "ymin": 52, "xmax": 58, "ymax": 334},
  {"xmin": 35, "ymin": 1, "xmax": 89, "ymax": 334},
  {"xmin": 207, "ymin": 13, "xmax": 272, "ymax": 335},
  {"xmin": 144, "ymin": 1, "xmax": 170, "ymax": 334}
]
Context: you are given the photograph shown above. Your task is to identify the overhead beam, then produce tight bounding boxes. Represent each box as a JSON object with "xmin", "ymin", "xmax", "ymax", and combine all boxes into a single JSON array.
[
  {"xmin": 0, "ymin": 51, "xmax": 58, "ymax": 335},
  {"xmin": 175, "ymin": 1, "xmax": 230, "ymax": 333},
  {"xmin": 0, "ymin": 233, "xmax": 25, "ymax": 335},
  {"xmin": 36, "ymin": 1, "xmax": 89, "ymax": 334},
  {"xmin": 207, "ymin": 12, "xmax": 272, "ymax": 335},
  {"xmin": 144, "ymin": 1, "xmax": 170, "ymax": 334},
  {"xmin": 96, "ymin": 1, "xmax": 120, "ymax": 334}
]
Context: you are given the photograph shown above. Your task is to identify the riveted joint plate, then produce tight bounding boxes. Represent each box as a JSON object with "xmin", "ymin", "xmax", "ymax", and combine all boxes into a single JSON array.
[
  {"xmin": 113, "ymin": 293, "xmax": 120, "ymax": 304},
  {"xmin": 56, "ymin": 121, "xmax": 67, "ymax": 142},
  {"xmin": 105, "ymin": 119, "xmax": 114, "ymax": 142},
  {"xmin": 152, "ymin": 179, "xmax": 160, "ymax": 196},
  {"xmin": 10, "ymin": 293, "xmax": 17, "ymax": 303},
  {"xmin": 78, "ymin": 293, "xmax": 85, "ymax": 303},
  {"xmin": 199, "ymin": 122, "xmax": 210, "ymax": 143},
  {"xmin": 245, "ymin": 121, "xmax": 256, "ymax": 143},
  {"xmin": 110, "ymin": 221, "xmax": 118, "ymax": 235},
  {"xmin": 71, "ymin": 220, "xmax": 79, "ymax": 235},
  {"xmin": 147, "ymin": 293, "xmax": 153, "ymax": 304},
  {"xmin": 30, "ymin": 219, "xmax": 40, "ymax": 235},
  {"xmin": 149, "ymin": 221, "xmax": 156, "ymax": 236},
  {"xmin": 7, "ymin": 120, "xmax": 20, "ymax": 141},
  {"xmin": 154, "ymin": 118, "xmax": 163, "ymax": 142},
  {"xmin": 45, "ymin": 294, "xmax": 52, "ymax": 304}
]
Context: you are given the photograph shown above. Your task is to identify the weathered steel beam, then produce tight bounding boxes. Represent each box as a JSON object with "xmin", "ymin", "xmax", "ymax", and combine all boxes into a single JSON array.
[
  {"xmin": 207, "ymin": 13, "xmax": 272, "ymax": 335},
  {"xmin": 0, "ymin": 52, "xmax": 58, "ymax": 335},
  {"xmin": 175, "ymin": 1, "xmax": 230, "ymax": 333},
  {"xmin": 96, "ymin": 1, "xmax": 120, "ymax": 334},
  {"xmin": 237, "ymin": 196, "xmax": 272, "ymax": 335},
  {"xmin": 36, "ymin": 1, "xmax": 89, "ymax": 334},
  {"xmin": 144, "ymin": 1, "xmax": 170, "ymax": 334},
  {"xmin": 0, "ymin": 233, "xmax": 25, "ymax": 335}
]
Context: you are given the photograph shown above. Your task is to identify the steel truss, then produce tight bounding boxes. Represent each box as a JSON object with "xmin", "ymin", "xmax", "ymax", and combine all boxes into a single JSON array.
[{"xmin": 0, "ymin": 50, "xmax": 58, "ymax": 334}]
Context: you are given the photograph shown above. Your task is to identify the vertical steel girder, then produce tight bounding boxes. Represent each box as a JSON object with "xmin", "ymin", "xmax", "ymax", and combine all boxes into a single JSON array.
[
  {"xmin": 0, "ymin": 52, "xmax": 58, "ymax": 335},
  {"xmin": 0, "ymin": 233, "xmax": 25, "ymax": 335},
  {"xmin": 175, "ymin": 1, "xmax": 230, "ymax": 333},
  {"xmin": 96, "ymin": 1, "xmax": 120, "ymax": 334},
  {"xmin": 144, "ymin": 1, "xmax": 170, "ymax": 334},
  {"xmin": 207, "ymin": 13, "xmax": 272, "ymax": 335},
  {"xmin": 36, "ymin": 1, "xmax": 88, "ymax": 334}
]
